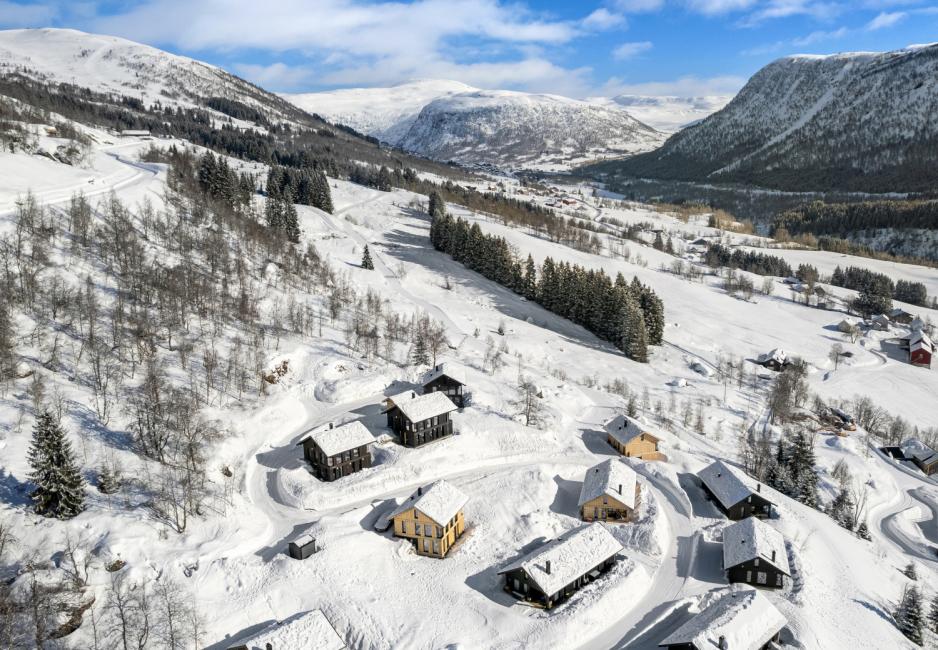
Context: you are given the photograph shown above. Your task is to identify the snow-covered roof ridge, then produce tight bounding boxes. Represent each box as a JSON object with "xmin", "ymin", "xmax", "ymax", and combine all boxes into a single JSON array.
[
  {"xmin": 232, "ymin": 609, "xmax": 346, "ymax": 650},
  {"xmin": 698, "ymin": 460, "xmax": 767, "ymax": 510},
  {"xmin": 722, "ymin": 517, "xmax": 790, "ymax": 575},
  {"xmin": 421, "ymin": 362, "xmax": 466, "ymax": 386},
  {"xmin": 394, "ymin": 391, "xmax": 457, "ymax": 423},
  {"xmin": 390, "ymin": 479, "xmax": 468, "ymax": 525},
  {"xmin": 605, "ymin": 414, "xmax": 658, "ymax": 446},
  {"xmin": 659, "ymin": 585, "xmax": 787, "ymax": 650},
  {"xmin": 304, "ymin": 420, "xmax": 374, "ymax": 457},
  {"xmin": 578, "ymin": 458, "xmax": 639, "ymax": 509},
  {"xmin": 497, "ymin": 523, "xmax": 624, "ymax": 597}
]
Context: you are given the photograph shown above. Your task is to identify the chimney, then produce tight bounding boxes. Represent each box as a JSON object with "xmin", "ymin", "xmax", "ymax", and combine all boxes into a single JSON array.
[
  {"xmin": 771, "ymin": 550, "xmax": 776, "ymax": 562},
  {"xmin": 328, "ymin": 422, "xmax": 334, "ymax": 430},
  {"xmin": 545, "ymin": 560, "xmax": 551, "ymax": 575},
  {"xmin": 719, "ymin": 636, "xmax": 727, "ymax": 650},
  {"xmin": 411, "ymin": 391, "xmax": 416, "ymax": 398},
  {"xmin": 418, "ymin": 486, "xmax": 423, "ymax": 496},
  {"xmin": 618, "ymin": 484, "xmax": 622, "ymax": 495},
  {"xmin": 756, "ymin": 483, "xmax": 761, "ymax": 492},
  {"xmin": 716, "ymin": 472, "xmax": 722, "ymax": 478}
]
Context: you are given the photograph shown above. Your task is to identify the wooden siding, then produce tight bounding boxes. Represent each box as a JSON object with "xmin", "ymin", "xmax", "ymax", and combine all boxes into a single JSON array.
[
  {"xmin": 386, "ymin": 406, "xmax": 454, "ymax": 448},
  {"xmin": 701, "ymin": 483, "xmax": 774, "ymax": 520},
  {"xmin": 392, "ymin": 507, "xmax": 466, "ymax": 558},
  {"xmin": 501, "ymin": 556, "xmax": 619, "ymax": 609},
  {"xmin": 607, "ymin": 433, "xmax": 661, "ymax": 460},
  {"xmin": 424, "ymin": 376, "xmax": 465, "ymax": 408},
  {"xmin": 726, "ymin": 559, "xmax": 787, "ymax": 589},
  {"xmin": 302, "ymin": 440, "xmax": 372, "ymax": 482},
  {"xmin": 580, "ymin": 484, "xmax": 641, "ymax": 523}
]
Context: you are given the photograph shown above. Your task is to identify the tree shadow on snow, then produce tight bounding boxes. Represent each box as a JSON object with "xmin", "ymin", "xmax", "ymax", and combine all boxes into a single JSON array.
[
  {"xmin": 465, "ymin": 537, "xmax": 548, "ymax": 607},
  {"xmin": 852, "ymin": 598, "xmax": 896, "ymax": 625},
  {"xmin": 549, "ymin": 475, "xmax": 580, "ymax": 516},
  {"xmin": 69, "ymin": 402, "xmax": 134, "ymax": 451},
  {"xmin": 0, "ymin": 468, "xmax": 31, "ymax": 507}
]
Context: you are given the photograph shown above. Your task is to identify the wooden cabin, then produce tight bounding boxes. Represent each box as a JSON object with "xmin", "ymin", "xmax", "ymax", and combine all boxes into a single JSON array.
[
  {"xmin": 605, "ymin": 415, "xmax": 663, "ymax": 460},
  {"xmin": 383, "ymin": 391, "xmax": 457, "ymax": 447},
  {"xmin": 578, "ymin": 459, "xmax": 641, "ymax": 523},
  {"xmin": 422, "ymin": 363, "xmax": 467, "ymax": 408},
  {"xmin": 698, "ymin": 461, "xmax": 775, "ymax": 520},
  {"xmin": 658, "ymin": 586, "xmax": 786, "ymax": 650},
  {"xmin": 287, "ymin": 533, "xmax": 319, "ymax": 560},
  {"xmin": 910, "ymin": 332, "xmax": 934, "ymax": 368},
  {"xmin": 498, "ymin": 523, "xmax": 623, "ymax": 610},
  {"xmin": 297, "ymin": 421, "xmax": 374, "ymax": 482},
  {"xmin": 870, "ymin": 314, "xmax": 891, "ymax": 331},
  {"xmin": 889, "ymin": 308, "xmax": 915, "ymax": 325},
  {"xmin": 912, "ymin": 449, "xmax": 938, "ymax": 476},
  {"xmin": 227, "ymin": 609, "xmax": 346, "ymax": 650},
  {"xmin": 722, "ymin": 517, "xmax": 790, "ymax": 589},
  {"xmin": 389, "ymin": 480, "xmax": 468, "ymax": 558},
  {"xmin": 755, "ymin": 348, "xmax": 792, "ymax": 372}
]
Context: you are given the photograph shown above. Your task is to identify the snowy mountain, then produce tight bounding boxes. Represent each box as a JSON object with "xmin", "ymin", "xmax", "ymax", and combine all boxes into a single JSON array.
[
  {"xmin": 284, "ymin": 79, "xmax": 476, "ymax": 144},
  {"xmin": 0, "ymin": 28, "xmax": 310, "ymax": 124},
  {"xmin": 606, "ymin": 43, "xmax": 938, "ymax": 192},
  {"xmin": 398, "ymin": 89, "xmax": 663, "ymax": 171},
  {"xmin": 601, "ymin": 94, "xmax": 732, "ymax": 133}
]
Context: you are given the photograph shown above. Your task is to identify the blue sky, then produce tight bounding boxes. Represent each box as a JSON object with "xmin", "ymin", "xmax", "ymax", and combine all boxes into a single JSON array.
[{"xmin": 1, "ymin": 1, "xmax": 935, "ymax": 96}]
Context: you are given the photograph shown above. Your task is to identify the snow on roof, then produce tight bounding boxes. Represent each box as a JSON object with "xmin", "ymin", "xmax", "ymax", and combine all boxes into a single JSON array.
[
  {"xmin": 912, "ymin": 448, "xmax": 938, "ymax": 466},
  {"xmin": 497, "ymin": 523, "xmax": 624, "ymax": 597},
  {"xmin": 390, "ymin": 479, "xmax": 468, "ymax": 525},
  {"xmin": 605, "ymin": 414, "xmax": 658, "ymax": 447},
  {"xmin": 578, "ymin": 458, "xmax": 639, "ymax": 510},
  {"xmin": 394, "ymin": 391, "xmax": 457, "ymax": 423},
  {"xmin": 306, "ymin": 420, "xmax": 374, "ymax": 457},
  {"xmin": 911, "ymin": 331, "xmax": 934, "ymax": 352},
  {"xmin": 871, "ymin": 313, "xmax": 890, "ymax": 322},
  {"xmin": 386, "ymin": 389, "xmax": 418, "ymax": 406},
  {"xmin": 422, "ymin": 362, "xmax": 465, "ymax": 386},
  {"xmin": 291, "ymin": 533, "xmax": 315, "ymax": 548},
  {"xmin": 232, "ymin": 610, "xmax": 345, "ymax": 650},
  {"xmin": 698, "ymin": 461, "xmax": 767, "ymax": 510},
  {"xmin": 756, "ymin": 348, "xmax": 787, "ymax": 364},
  {"xmin": 722, "ymin": 517, "xmax": 790, "ymax": 575},
  {"xmin": 659, "ymin": 586, "xmax": 787, "ymax": 650}
]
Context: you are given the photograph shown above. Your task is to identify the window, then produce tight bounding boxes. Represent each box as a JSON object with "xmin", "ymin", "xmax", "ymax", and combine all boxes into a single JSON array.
[
  {"xmin": 602, "ymin": 497, "xmax": 608, "ymax": 505},
  {"xmin": 401, "ymin": 521, "xmax": 408, "ymax": 535},
  {"xmin": 754, "ymin": 558, "xmax": 759, "ymax": 566},
  {"xmin": 436, "ymin": 526, "xmax": 443, "ymax": 537},
  {"xmin": 746, "ymin": 570, "xmax": 752, "ymax": 582},
  {"xmin": 776, "ymin": 574, "xmax": 783, "ymax": 586},
  {"xmin": 424, "ymin": 524, "xmax": 434, "ymax": 537},
  {"xmin": 432, "ymin": 539, "xmax": 440, "ymax": 555},
  {"xmin": 422, "ymin": 539, "xmax": 430, "ymax": 553},
  {"xmin": 757, "ymin": 572, "xmax": 767, "ymax": 585}
]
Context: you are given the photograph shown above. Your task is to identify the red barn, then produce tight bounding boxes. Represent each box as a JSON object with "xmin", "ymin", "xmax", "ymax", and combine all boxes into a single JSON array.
[{"xmin": 910, "ymin": 332, "xmax": 934, "ymax": 368}]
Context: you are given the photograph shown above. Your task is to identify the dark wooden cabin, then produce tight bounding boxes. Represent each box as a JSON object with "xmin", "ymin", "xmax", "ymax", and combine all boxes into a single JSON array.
[
  {"xmin": 698, "ymin": 461, "xmax": 775, "ymax": 520},
  {"xmin": 298, "ymin": 420, "xmax": 374, "ymax": 482},
  {"xmin": 383, "ymin": 391, "xmax": 457, "ymax": 447},
  {"xmin": 722, "ymin": 517, "xmax": 790, "ymax": 589},
  {"xmin": 287, "ymin": 534, "xmax": 319, "ymax": 560},
  {"xmin": 422, "ymin": 363, "xmax": 467, "ymax": 408},
  {"xmin": 498, "ymin": 523, "xmax": 623, "ymax": 610}
]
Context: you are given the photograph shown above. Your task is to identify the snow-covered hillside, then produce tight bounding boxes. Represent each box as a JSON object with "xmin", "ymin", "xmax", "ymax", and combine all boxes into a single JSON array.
[
  {"xmin": 284, "ymin": 79, "xmax": 476, "ymax": 144},
  {"xmin": 599, "ymin": 94, "xmax": 732, "ymax": 133},
  {"xmin": 608, "ymin": 43, "xmax": 938, "ymax": 192}
]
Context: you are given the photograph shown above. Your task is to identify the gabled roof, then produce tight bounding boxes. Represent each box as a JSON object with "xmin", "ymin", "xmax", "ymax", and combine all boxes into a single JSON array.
[
  {"xmin": 912, "ymin": 448, "xmax": 938, "ymax": 466},
  {"xmin": 756, "ymin": 348, "xmax": 788, "ymax": 365},
  {"xmin": 605, "ymin": 414, "xmax": 659, "ymax": 447},
  {"xmin": 301, "ymin": 420, "xmax": 374, "ymax": 457},
  {"xmin": 497, "ymin": 523, "xmax": 623, "ymax": 597},
  {"xmin": 658, "ymin": 586, "xmax": 786, "ymax": 650},
  {"xmin": 698, "ymin": 461, "xmax": 770, "ymax": 511},
  {"xmin": 385, "ymin": 389, "xmax": 417, "ymax": 407},
  {"xmin": 230, "ymin": 610, "xmax": 345, "ymax": 650},
  {"xmin": 422, "ymin": 362, "xmax": 465, "ymax": 387},
  {"xmin": 393, "ymin": 391, "xmax": 457, "ymax": 423},
  {"xmin": 578, "ymin": 459, "xmax": 639, "ymax": 510},
  {"xmin": 389, "ymin": 480, "xmax": 468, "ymax": 526},
  {"xmin": 911, "ymin": 332, "xmax": 934, "ymax": 353},
  {"xmin": 722, "ymin": 517, "xmax": 790, "ymax": 575}
]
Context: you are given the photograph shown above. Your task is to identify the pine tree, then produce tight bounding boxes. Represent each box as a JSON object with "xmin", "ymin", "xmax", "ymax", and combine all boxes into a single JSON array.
[
  {"xmin": 624, "ymin": 300, "xmax": 648, "ymax": 363},
  {"xmin": 428, "ymin": 191, "xmax": 446, "ymax": 219},
  {"xmin": 896, "ymin": 585, "xmax": 925, "ymax": 646},
  {"xmin": 312, "ymin": 171, "xmax": 334, "ymax": 214},
  {"xmin": 361, "ymin": 245, "xmax": 375, "ymax": 270},
  {"xmin": 789, "ymin": 430, "xmax": 819, "ymax": 507},
  {"xmin": 928, "ymin": 593, "xmax": 938, "ymax": 633},
  {"xmin": 265, "ymin": 196, "xmax": 283, "ymax": 231},
  {"xmin": 282, "ymin": 190, "xmax": 300, "ymax": 243},
  {"xmin": 27, "ymin": 412, "xmax": 85, "ymax": 519},
  {"xmin": 856, "ymin": 521, "xmax": 871, "ymax": 540},
  {"xmin": 97, "ymin": 463, "xmax": 120, "ymax": 495},
  {"xmin": 411, "ymin": 336, "xmax": 430, "ymax": 366},
  {"xmin": 905, "ymin": 563, "xmax": 918, "ymax": 580}
]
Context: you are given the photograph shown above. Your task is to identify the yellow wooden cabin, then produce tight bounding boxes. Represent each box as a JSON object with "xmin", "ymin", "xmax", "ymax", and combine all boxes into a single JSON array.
[
  {"xmin": 605, "ymin": 414, "xmax": 663, "ymax": 460},
  {"xmin": 389, "ymin": 480, "xmax": 468, "ymax": 558},
  {"xmin": 578, "ymin": 458, "xmax": 641, "ymax": 523}
]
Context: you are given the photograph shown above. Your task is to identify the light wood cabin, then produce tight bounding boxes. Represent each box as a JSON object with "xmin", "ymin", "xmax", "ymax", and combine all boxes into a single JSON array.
[
  {"xmin": 580, "ymin": 485, "xmax": 641, "ymax": 523},
  {"xmin": 393, "ymin": 507, "xmax": 465, "ymax": 558},
  {"xmin": 605, "ymin": 415, "xmax": 663, "ymax": 460}
]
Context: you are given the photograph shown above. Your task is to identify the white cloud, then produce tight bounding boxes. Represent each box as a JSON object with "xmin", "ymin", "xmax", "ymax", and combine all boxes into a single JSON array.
[
  {"xmin": 614, "ymin": 0, "xmax": 665, "ymax": 11},
  {"xmin": 602, "ymin": 74, "xmax": 746, "ymax": 97},
  {"xmin": 687, "ymin": 0, "xmax": 758, "ymax": 15},
  {"xmin": 866, "ymin": 11, "xmax": 906, "ymax": 30},
  {"xmin": 739, "ymin": 0, "xmax": 844, "ymax": 26},
  {"xmin": 613, "ymin": 41, "xmax": 654, "ymax": 59},
  {"xmin": 0, "ymin": 1, "xmax": 57, "ymax": 27},
  {"xmin": 233, "ymin": 62, "xmax": 317, "ymax": 90},
  {"xmin": 792, "ymin": 26, "xmax": 849, "ymax": 45},
  {"xmin": 582, "ymin": 8, "xmax": 626, "ymax": 30}
]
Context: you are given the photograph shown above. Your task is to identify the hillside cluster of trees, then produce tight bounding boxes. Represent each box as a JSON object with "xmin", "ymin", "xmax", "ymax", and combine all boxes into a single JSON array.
[
  {"xmin": 775, "ymin": 200, "xmax": 938, "ymax": 239},
  {"xmin": 429, "ymin": 193, "xmax": 664, "ymax": 362},
  {"xmin": 830, "ymin": 265, "xmax": 930, "ymax": 308},
  {"xmin": 704, "ymin": 243, "xmax": 793, "ymax": 278}
]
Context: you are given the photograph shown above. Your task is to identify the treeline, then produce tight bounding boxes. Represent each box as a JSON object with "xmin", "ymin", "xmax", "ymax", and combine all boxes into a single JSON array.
[
  {"xmin": 775, "ymin": 200, "xmax": 938, "ymax": 237},
  {"xmin": 429, "ymin": 196, "xmax": 663, "ymax": 362},
  {"xmin": 830, "ymin": 266, "xmax": 929, "ymax": 307},
  {"xmin": 704, "ymin": 243, "xmax": 793, "ymax": 278},
  {"xmin": 205, "ymin": 96, "xmax": 271, "ymax": 126},
  {"xmin": 266, "ymin": 164, "xmax": 333, "ymax": 213}
]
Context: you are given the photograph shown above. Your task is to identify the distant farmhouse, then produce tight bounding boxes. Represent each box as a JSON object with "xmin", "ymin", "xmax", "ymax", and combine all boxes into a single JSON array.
[
  {"xmin": 422, "ymin": 363, "xmax": 467, "ymax": 408},
  {"xmin": 383, "ymin": 390, "xmax": 458, "ymax": 447},
  {"xmin": 227, "ymin": 609, "xmax": 345, "ymax": 650},
  {"xmin": 755, "ymin": 349, "xmax": 793, "ymax": 372},
  {"xmin": 298, "ymin": 421, "xmax": 374, "ymax": 482},
  {"xmin": 389, "ymin": 480, "xmax": 468, "ymax": 558},
  {"xmin": 119, "ymin": 129, "xmax": 151, "ymax": 138},
  {"xmin": 870, "ymin": 314, "xmax": 890, "ymax": 331},
  {"xmin": 889, "ymin": 308, "xmax": 915, "ymax": 325},
  {"xmin": 699, "ymin": 461, "xmax": 775, "ymax": 520},
  {"xmin": 605, "ymin": 415, "xmax": 663, "ymax": 460},
  {"xmin": 578, "ymin": 458, "xmax": 641, "ymax": 523},
  {"xmin": 722, "ymin": 517, "xmax": 790, "ymax": 589},
  {"xmin": 907, "ymin": 331, "xmax": 934, "ymax": 368},
  {"xmin": 658, "ymin": 586, "xmax": 786, "ymax": 650},
  {"xmin": 498, "ymin": 523, "xmax": 623, "ymax": 610}
]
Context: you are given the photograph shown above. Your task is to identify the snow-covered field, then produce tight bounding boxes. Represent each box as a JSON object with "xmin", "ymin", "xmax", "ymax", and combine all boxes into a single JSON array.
[{"xmin": 0, "ymin": 127, "xmax": 937, "ymax": 650}]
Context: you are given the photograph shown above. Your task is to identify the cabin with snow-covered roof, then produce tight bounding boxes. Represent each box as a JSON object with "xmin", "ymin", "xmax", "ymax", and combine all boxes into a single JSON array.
[
  {"xmin": 722, "ymin": 517, "xmax": 790, "ymax": 589},
  {"xmin": 605, "ymin": 414, "xmax": 663, "ymax": 460},
  {"xmin": 909, "ymin": 332, "xmax": 934, "ymax": 368},
  {"xmin": 383, "ymin": 390, "xmax": 457, "ymax": 447},
  {"xmin": 227, "ymin": 609, "xmax": 346, "ymax": 650},
  {"xmin": 578, "ymin": 458, "xmax": 641, "ymax": 523},
  {"xmin": 698, "ymin": 461, "xmax": 775, "ymax": 520},
  {"xmin": 297, "ymin": 420, "xmax": 374, "ymax": 482},
  {"xmin": 421, "ymin": 362, "xmax": 467, "ymax": 408},
  {"xmin": 889, "ymin": 307, "xmax": 915, "ymax": 325},
  {"xmin": 658, "ymin": 586, "xmax": 786, "ymax": 650},
  {"xmin": 498, "ymin": 522, "xmax": 624, "ymax": 609},
  {"xmin": 912, "ymin": 448, "xmax": 938, "ymax": 476},
  {"xmin": 389, "ymin": 480, "xmax": 468, "ymax": 558}
]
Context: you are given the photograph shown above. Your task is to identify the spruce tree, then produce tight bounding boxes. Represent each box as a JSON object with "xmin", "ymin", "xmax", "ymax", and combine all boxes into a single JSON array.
[
  {"xmin": 928, "ymin": 593, "xmax": 938, "ymax": 633},
  {"xmin": 312, "ymin": 171, "xmax": 334, "ymax": 214},
  {"xmin": 905, "ymin": 563, "xmax": 918, "ymax": 581},
  {"xmin": 27, "ymin": 412, "xmax": 85, "ymax": 519},
  {"xmin": 361, "ymin": 245, "xmax": 375, "ymax": 270},
  {"xmin": 411, "ymin": 336, "xmax": 430, "ymax": 366},
  {"xmin": 282, "ymin": 189, "xmax": 300, "ymax": 243},
  {"xmin": 625, "ymin": 300, "xmax": 648, "ymax": 363},
  {"xmin": 896, "ymin": 585, "xmax": 925, "ymax": 646},
  {"xmin": 856, "ymin": 521, "xmax": 871, "ymax": 540},
  {"xmin": 265, "ymin": 196, "xmax": 283, "ymax": 231},
  {"xmin": 428, "ymin": 191, "xmax": 446, "ymax": 219}
]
